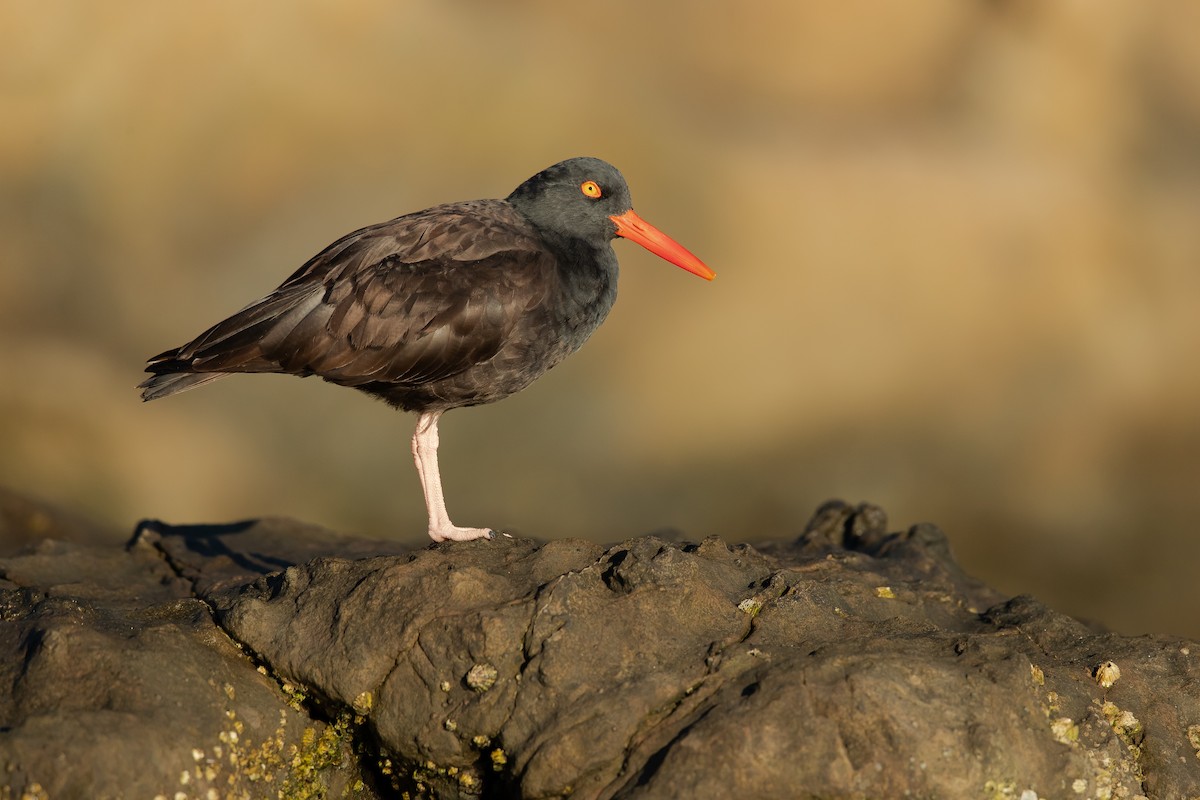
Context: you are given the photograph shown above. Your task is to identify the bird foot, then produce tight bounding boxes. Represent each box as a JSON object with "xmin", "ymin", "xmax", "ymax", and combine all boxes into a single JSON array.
[{"xmin": 428, "ymin": 525, "xmax": 496, "ymax": 543}]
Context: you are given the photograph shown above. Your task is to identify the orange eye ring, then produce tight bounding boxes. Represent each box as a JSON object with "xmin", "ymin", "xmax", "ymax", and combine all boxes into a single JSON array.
[{"xmin": 580, "ymin": 180, "xmax": 602, "ymax": 199}]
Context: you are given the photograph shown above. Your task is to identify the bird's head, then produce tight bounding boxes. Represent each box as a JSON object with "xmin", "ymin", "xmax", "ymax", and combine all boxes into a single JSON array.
[{"xmin": 507, "ymin": 157, "xmax": 715, "ymax": 281}]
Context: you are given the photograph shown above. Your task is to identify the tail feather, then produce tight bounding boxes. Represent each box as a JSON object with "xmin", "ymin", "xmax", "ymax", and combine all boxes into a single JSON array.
[
  {"xmin": 138, "ymin": 370, "xmax": 230, "ymax": 401},
  {"xmin": 138, "ymin": 285, "xmax": 326, "ymax": 402}
]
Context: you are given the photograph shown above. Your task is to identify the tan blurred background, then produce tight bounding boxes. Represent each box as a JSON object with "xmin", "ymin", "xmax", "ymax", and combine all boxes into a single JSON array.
[{"xmin": 3, "ymin": 2, "xmax": 1199, "ymax": 638}]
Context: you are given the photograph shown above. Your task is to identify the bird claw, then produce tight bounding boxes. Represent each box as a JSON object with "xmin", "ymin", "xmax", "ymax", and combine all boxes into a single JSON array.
[{"xmin": 428, "ymin": 525, "xmax": 497, "ymax": 543}]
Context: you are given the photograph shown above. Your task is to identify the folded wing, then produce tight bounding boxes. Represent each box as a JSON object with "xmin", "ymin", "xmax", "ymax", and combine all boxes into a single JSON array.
[{"xmin": 140, "ymin": 200, "xmax": 554, "ymax": 400}]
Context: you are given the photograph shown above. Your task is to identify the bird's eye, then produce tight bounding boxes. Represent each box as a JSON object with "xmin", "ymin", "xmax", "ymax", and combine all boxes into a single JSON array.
[{"xmin": 580, "ymin": 180, "xmax": 602, "ymax": 199}]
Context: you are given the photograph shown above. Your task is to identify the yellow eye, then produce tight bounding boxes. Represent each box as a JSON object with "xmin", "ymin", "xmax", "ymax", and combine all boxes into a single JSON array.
[{"xmin": 580, "ymin": 180, "xmax": 602, "ymax": 199}]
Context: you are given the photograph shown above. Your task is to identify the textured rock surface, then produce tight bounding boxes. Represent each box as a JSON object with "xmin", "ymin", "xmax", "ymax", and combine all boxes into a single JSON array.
[
  {"xmin": 0, "ymin": 494, "xmax": 398, "ymax": 799},
  {"xmin": 1, "ymin": 488, "xmax": 1199, "ymax": 798}
]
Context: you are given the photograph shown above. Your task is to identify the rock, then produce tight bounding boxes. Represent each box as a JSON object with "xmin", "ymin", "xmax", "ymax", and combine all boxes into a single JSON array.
[
  {"xmin": 1, "ymin": 492, "xmax": 1198, "ymax": 798},
  {"xmin": 0, "ymin": 510, "xmax": 393, "ymax": 799}
]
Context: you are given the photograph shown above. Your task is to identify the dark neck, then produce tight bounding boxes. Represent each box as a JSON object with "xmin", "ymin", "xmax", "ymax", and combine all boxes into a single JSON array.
[{"xmin": 545, "ymin": 235, "xmax": 619, "ymax": 342}]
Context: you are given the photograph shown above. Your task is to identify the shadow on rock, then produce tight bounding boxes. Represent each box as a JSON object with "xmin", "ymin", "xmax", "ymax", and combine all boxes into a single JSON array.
[{"xmin": 133, "ymin": 516, "xmax": 413, "ymax": 595}]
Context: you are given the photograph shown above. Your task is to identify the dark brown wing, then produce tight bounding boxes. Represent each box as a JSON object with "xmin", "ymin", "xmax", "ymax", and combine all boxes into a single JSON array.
[{"xmin": 141, "ymin": 200, "xmax": 555, "ymax": 398}]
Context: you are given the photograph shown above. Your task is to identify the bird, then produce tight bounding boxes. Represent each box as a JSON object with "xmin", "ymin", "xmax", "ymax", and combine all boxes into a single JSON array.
[{"xmin": 139, "ymin": 156, "xmax": 714, "ymax": 542}]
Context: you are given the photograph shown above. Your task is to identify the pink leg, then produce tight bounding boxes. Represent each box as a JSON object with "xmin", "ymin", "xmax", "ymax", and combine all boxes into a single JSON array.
[{"xmin": 411, "ymin": 411, "xmax": 494, "ymax": 542}]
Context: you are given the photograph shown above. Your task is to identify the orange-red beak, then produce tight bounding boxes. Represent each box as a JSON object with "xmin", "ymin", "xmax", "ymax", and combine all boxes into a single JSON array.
[{"xmin": 610, "ymin": 209, "xmax": 715, "ymax": 281}]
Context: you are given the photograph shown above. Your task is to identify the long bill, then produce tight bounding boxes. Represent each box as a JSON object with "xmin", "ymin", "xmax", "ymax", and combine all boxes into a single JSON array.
[{"xmin": 610, "ymin": 209, "xmax": 716, "ymax": 281}]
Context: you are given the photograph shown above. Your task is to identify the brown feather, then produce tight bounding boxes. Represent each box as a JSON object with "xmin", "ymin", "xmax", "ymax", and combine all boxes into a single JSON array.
[{"xmin": 141, "ymin": 199, "xmax": 570, "ymax": 411}]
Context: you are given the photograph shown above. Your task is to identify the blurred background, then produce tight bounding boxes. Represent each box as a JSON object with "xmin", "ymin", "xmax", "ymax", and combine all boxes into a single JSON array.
[{"xmin": 3, "ymin": 1, "xmax": 1198, "ymax": 638}]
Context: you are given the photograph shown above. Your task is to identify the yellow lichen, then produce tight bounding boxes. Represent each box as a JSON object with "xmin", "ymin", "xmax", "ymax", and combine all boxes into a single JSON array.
[
  {"xmin": 183, "ymin": 680, "xmax": 374, "ymax": 800},
  {"xmin": 1029, "ymin": 664, "xmax": 1045, "ymax": 686},
  {"xmin": 1050, "ymin": 717, "xmax": 1079, "ymax": 745},
  {"xmin": 981, "ymin": 779, "xmax": 1015, "ymax": 798},
  {"xmin": 736, "ymin": 598, "xmax": 762, "ymax": 615},
  {"xmin": 1187, "ymin": 723, "xmax": 1200, "ymax": 758},
  {"xmin": 875, "ymin": 586, "xmax": 895, "ymax": 599},
  {"xmin": 10, "ymin": 684, "xmax": 375, "ymax": 800},
  {"xmin": 1101, "ymin": 701, "xmax": 1142, "ymax": 739},
  {"xmin": 352, "ymin": 691, "xmax": 374, "ymax": 715}
]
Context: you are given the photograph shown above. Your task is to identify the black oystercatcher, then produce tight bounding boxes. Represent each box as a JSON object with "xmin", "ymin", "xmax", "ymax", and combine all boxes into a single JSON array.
[{"xmin": 140, "ymin": 157, "xmax": 714, "ymax": 542}]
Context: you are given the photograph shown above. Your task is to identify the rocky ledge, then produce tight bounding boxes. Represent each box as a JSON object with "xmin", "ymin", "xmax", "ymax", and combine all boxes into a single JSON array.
[{"xmin": 1, "ymin": 490, "xmax": 1197, "ymax": 799}]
